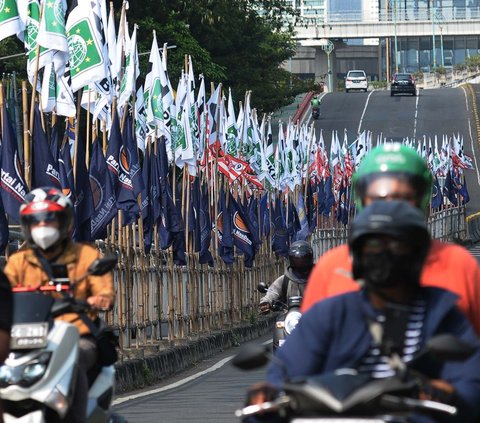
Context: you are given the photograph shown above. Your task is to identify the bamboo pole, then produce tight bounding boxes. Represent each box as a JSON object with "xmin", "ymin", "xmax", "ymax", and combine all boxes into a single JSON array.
[{"xmin": 22, "ymin": 81, "xmax": 31, "ymax": 188}]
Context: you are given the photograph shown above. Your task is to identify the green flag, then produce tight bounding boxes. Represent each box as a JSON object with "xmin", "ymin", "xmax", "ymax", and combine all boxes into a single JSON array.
[
  {"xmin": 66, "ymin": 0, "xmax": 106, "ymax": 92},
  {"xmin": 0, "ymin": 0, "xmax": 21, "ymax": 42}
]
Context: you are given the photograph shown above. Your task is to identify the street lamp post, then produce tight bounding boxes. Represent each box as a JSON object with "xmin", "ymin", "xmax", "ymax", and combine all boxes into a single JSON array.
[
  {"xmin": 393, "ymin": 0, "xmax": 399, "ymax": 73},
  {"xmin": 319, "ymin": 39, "xmax": 334, "ymax": 92}
]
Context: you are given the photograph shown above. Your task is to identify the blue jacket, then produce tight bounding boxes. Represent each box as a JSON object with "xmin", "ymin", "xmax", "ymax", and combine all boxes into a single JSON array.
[{"xmin": 267, "ymin": 287, "xmax": 480, "ymax": 422}]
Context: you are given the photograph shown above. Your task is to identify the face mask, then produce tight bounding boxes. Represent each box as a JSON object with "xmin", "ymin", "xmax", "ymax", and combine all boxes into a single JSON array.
[
  {"xmin": 31, "ymin": 226, "xmax": 60, "ymax": 250},
  {"xmin": 361, "ymin": 251, "xmax": 420, "ymax": 289}
]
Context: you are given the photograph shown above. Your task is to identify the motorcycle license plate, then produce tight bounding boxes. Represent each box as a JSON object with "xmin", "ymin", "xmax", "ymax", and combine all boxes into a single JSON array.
[{"xmin": 10, "ymin": 323, "xmax": 48, "ymax": 349}]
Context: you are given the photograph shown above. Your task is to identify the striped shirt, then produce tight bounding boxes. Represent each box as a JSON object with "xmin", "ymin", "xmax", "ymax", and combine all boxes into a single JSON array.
[{"xmin": 358, "ymin": 299, "xmax": 426, "ymax": 379}]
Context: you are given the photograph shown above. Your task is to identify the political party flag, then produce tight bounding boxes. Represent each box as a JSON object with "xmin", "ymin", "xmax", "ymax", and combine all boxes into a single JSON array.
[
  {"xmin": 271, "ymin": 196, "xmax": 289, "ymax": 258},
  {"xmin": 431, "ymin": 176, "xmax": 443, "ymax": 210},
  {"xmin": 0, "ymin": 0, "xmax": 22, "ymax": 43},
  {"xmin": 216, "ymin": 185, "xmax": 234, "ymax": 265},
  {"xmin": 230, "ymin": 194, "xmax": 256, "ymax": 267}
]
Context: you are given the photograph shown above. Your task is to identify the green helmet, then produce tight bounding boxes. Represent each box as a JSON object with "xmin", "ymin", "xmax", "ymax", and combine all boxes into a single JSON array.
[{"xmin": 352, "ymin": 143, "xmax": 433, "ymax": 212}]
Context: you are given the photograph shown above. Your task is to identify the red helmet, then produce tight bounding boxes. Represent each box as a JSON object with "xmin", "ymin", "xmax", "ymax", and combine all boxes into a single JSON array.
[{"xmin": 20, "ymin": 187, "xmax": 74, "ymax": 248}]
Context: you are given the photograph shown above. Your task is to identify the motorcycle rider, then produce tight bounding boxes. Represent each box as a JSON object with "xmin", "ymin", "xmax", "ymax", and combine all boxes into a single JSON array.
[
  {"xmin": 259, "ymin": 241, "xmax": 314, "ymax": 314},
  {"xmin": 3, "ymin": 187, "xmax": 115, "ymax": 423},
  {"xmin": 247, "ymin": 200, "xmax": 480, "ymax": 423},
  {"xmin": 301, "ymin": 143, "xmax": 480, "ymax": 334}
]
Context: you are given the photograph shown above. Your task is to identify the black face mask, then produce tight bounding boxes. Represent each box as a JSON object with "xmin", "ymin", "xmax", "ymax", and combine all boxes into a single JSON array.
[{"xmin": 361, "ymin": 251, "xmax": 421, "ymax": 289}]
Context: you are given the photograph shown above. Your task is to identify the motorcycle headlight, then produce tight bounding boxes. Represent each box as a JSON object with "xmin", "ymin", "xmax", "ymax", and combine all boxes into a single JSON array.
[
  {"xmin": 0, "ymin": 351, "xmax": 51, "ymax": 388},
  {"xmin": 284, "ymin": 311, "xmax": 302, "ymax": 335}
]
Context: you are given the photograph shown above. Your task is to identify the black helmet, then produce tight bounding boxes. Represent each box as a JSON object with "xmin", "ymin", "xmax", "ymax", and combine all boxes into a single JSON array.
[
  {"xmin": 285, "ymin": 241, "xmax": 314, "ymax": 284},
  {"xmin": 349, "ymin": 200, "xmax": 430, "ymax": 289}
]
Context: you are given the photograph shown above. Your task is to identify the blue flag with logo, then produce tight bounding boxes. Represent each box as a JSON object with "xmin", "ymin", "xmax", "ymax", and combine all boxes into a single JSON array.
[
  {"xmin": 140, "ymin": 147, "xmax": 152, "ymax": 253},
  {"xmin": 454, "ymin": 174, "xmax": 470, "ymax": 205},
  {"xmin": 230, "ymin": 194, "xmax": 256, "ymax": 267},
  {"xmin": 31, "ymin": 105, "xmax": 61, "ymax": 189},
  {"xmin": 324, "ymin": 176, "xmax": 336, "ymax": 216},
  {"xmin": 0, "ymin": 103, "xmax": 28, "ymax": 223},
  {"xmin": 59, "ymin": 143, "xmax": 76, "ymax": 204},
  {"xmin": 443, "ymin": 170, "xmax": 458, "ymax": 206},
  {"xmin": 217, "ymin": 185, "xmax": 234, "ymax": 265},
  {"xmin": 89, "ymin": 138, "xmax": 117, "ymax": 240},
  {"xmin": 106, "ymin": 111, "xmax": 139, "ymax": 226},
  {"xmin": 123, "ymin": 114, "xmax": 144, "ymax": 198}
]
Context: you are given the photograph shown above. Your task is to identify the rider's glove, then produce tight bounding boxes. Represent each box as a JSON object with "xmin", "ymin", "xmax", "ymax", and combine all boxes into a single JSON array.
[
  {"xmin": 246, "ymin": 382, "xmax": 279, "ymax": 406},
  {"xmin": 420, "ymin": 379, "xmax": 456, "ymax": 405},
  {"xmin": 259, "ymin": 302, "xmax": 271, "ymax": 315}
]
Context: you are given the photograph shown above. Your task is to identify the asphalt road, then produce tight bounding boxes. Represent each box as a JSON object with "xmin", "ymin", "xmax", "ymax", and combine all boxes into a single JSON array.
[{"xmin": 113, "ymin": 334, "xmax": 271, "ymax": 422}]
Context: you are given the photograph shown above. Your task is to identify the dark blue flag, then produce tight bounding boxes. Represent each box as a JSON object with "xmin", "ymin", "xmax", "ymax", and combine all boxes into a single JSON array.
[
  {"xmin": 431, "ymin": 176, "xmax": 443, "ymax": 210},
  {"xmin": 317, "ymin": 178, "xmax": 326, "ymax": 215},
  {"xmin": 443, "ymin": 170, "xmax": 458, "ymax": 206},
  {"xmin": 295, "ymin": 192, "xmax": 311, "ymax": 241},
  {"xmin": 230, "ymin": 194, "xmax": 256, "ymax": 267},
  {"xmin": 191, "ymin": 177, "xmax": 202, "ymax": 251},
  {"xmin": 259, "ymin": 192, "xmax": 270, "ymax": 240},
  {"xmin": 140, "ymin": 147, "xmax": 153, "ymax": 253},
  {"xmin": 89, "ymin": 138, "xmax": 117, "ymax": 240},
  {"xmin": 454, "ymin": 174, "xmax": 470, "ymax": 205},
  {"xmin": 31, "ymin": 105, "xmax": 61, "ymax": 189},
  {"xmin": 217, "ymin": 185, "xmax": 234, "ymax": 265},
  {"xmin": 149, "ymin": 150, "xmax": 161, "ymax": 225},
  {"xmin": 50, "ymin": 121, "xmax": 61, "ymax": 163},
  {"xmin": 59, "ymin": 142, "xmax": 76, "ymax": 204},
  {"xmin": 123, "ymin": 114, "xmax": 144, "ymax": 198},
  {"xmin": 271, "ymin": 196, "xmax": 289, "ymax": 258},
  {"xmin": 199, "ymin": 182, "xmax": 213, "ymax": 266},
  {"xmin": 306, "ymin": 181, "xmax": 316, "ymax": 232},
  {"xmin": 247, "ymin": 196, "xmax": 261, "ymax": 247},
  {"xmin": 324, "ymin": 176, "xmax": 336, "ymax": 216},
  {"xmin": 106, "ymin": 111, "xmax": 139, "ymax": 226},
  {"xmin": 0, "ymin": 102, "xmax": 28, "ymax": 222},
  {"xmin": 336, "ymin": 182, "xmax": 350, "ymax": 226},
  {"xmin": 74, "ymin": 129, "xmax": 94, "ymax": 241}
]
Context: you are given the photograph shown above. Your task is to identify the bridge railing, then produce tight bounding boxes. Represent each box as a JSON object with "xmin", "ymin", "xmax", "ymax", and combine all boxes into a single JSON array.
[{"xmin": 300, "ymin": 7, "xmax": 480, "ymax": 25}]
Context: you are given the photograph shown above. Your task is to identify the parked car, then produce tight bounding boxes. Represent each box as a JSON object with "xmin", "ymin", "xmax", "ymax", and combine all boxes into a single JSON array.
[
  {"xmin": 390, "ymin": 73, "xmax": 417, "ymax": 96},
  {"xmin": 345, "ymin": 70, "xmax": 368, "ymax": 92}
]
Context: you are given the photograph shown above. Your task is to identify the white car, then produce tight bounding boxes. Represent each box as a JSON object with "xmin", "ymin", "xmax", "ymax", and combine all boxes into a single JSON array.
[{"xmin": 345, "ymin": 70, "xmax": 368, "ymax": 92}]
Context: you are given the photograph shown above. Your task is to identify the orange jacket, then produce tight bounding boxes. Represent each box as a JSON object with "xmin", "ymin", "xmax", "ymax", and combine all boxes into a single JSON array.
[
  {"xmin": 301, "ymin": 240, "xmax": 480, "ymax": 335},
  {"xmin": 4, "ymin": 242, "xmax": 115, "ymax": 336}
]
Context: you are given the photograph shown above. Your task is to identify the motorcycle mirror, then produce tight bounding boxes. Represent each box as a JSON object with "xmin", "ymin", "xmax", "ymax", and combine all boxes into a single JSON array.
[
  {"xmin": 424, "ymin": 334, "xmax": 476, "ymax": 362},
  {"xmin": 232, "ymin": 344, "xmax": 270, "ymax": 370},
  {"xmin": 257, "ymin": 282, "xmax": 268, "ymax": 294},
  {"xmin": 88, "ymin": 256, "xmax": 117, "ymax": 276}
]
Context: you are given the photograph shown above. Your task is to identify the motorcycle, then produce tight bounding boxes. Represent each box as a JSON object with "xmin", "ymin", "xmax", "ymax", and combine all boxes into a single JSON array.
[
  {"xmin": 0, "ymin": 256, "xmax": 126, "ymax": 423},
  {"xmin": 233, "ymin": 334, "xmax": 475, "ymax": 422},
  {"xmin": 257, "ymin": 282, "xmax": 302, "ymax": 353},
  {"xmin": 311, "ymin": 107, "xmax": 320, "ymax": 120}
]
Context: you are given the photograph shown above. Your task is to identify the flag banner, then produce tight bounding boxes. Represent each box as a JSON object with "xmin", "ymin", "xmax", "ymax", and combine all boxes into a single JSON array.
[
  {"xmin": 89, "ymin": 138, "xmax": 116, "ymax": 240},
  {"xmin": 73, "ymin": 130, "xmax": 94, "ymax": 241},
  {"xmin": 247, "ymin": 195, "xmax": 261, "ymax": 247},
  {"xmin": 66, "ymin": 0, "xmax": 106, "ymax": 92},
  {"xmin": 230, "ymin": 194, "xmax": 256, "ymax": 267},
  {"xmin": 199, "ymin": 182, "xmax": 213, "ymax": 265},
  {"xmin": 0, "ymin": 195, "xmax": 9, "ymax": 255},
  {"xmin": 31, "ymin": 105, "xmax": 61, "ymax": 189},
  {"xmin": 294, "ymin": 192, "xmax": 310, "ymax": 241},
  {"xmin": 443, "ymin": 169, "xmax": 458, "ymax": 206},
  {"xmin": 123, "ymin": 114, "xmax": 144, "ymax": 198},
  {"xmin": 0, "ymin": 103, "xmax": 28, "ymax": 222},
  {"xmin": 431, "ymin": 176, "xmax": 443, "ymax": 210},
  {"xmin": 0, "ymin": 0, "xmax": 21, "ymax": 42},
  {"xmin": 217, "ymin": 185, "xmax": 234, "ymax": 265},
  {"xmin": 271, "ymin": 196, "xmax": 289, "ymax": 257},
  {"xmin": 140, "ymin": 146, "xmax": 152, "ymax": 253},
  {"xmin": 58, "ymin": 142, "xmax": 75, "ymax": 203}
]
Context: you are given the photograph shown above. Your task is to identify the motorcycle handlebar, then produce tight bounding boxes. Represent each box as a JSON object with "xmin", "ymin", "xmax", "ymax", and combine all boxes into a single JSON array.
[{"xmin": 381, "ymin": 394, "xmax": 457, "ymax": 416}]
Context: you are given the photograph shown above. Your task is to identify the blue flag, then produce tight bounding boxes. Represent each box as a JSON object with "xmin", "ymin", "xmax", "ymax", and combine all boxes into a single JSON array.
[
  {"xmin": 31, "ymin": 105, "xmax": 61, "ymax": 189},
  {"xmin": 295, "ymin": 192, "xmax": 310, "ymax": 241},
  {"xmin": 195, "ymin": 181, "xmax": 213, "ymax": 266},
  {"xmin": 431, "ymin": 176, "xmax": 443, "ymax": 210},
  {"xmin": 443, "ymin": 170, "xmax": 458, "ymax": 206},
  {"xmin": 454, "ymin": 174, "xmax": 470, "ymax": 205},
  {"xmin": 247, "ymin": 195, "xmax": 261, "ymax": 247},
  {"xmin": 50, "ymin": 121, "xmax": 61, "ymax": 162},
  {"xmin": 0, "ymin": 103, "xmax": 28, "ymax": 223},
  {"xmin": 230, "ymin": 194, "xmax": 256, "ymax": 267},
  {"xmin": 324, "ymin": 176, "xmax": 336, "ymax": 216},
  {"xmin": 306, "ymin": 181, "xmax": 316, "ymax": 232},
  {"xmin": 73, "ymin": 130, "xmax": 94, "ymax": 241},
  {"xmin": 140, "ymin": 147, "xmax": 153, "ymax": 253},
  {"xmin": 150, "ymin": 150, "xmax": 162, "ymax": 225},
  {"xmin": 271, "ymin": 196, "xmax": 289, "ymax": 258},
  {"xmin": 0, "ymin": 196, "xmax": 9, "ymax": 255},
  {"xmin": 259, "ymin": 192, "xmax": 270, "ymax": 240},
  {"xmin": 123, "ymin": 114, "xmax": 144, "ymax": 198},
  {"xmin": 59, "ymin": 143, "xmax": 76, "ymax": 204},
  {"xmin": 217, "ymin": 185, "xmax": 234, "ymax": 265},
  {"xmin": 317, "ymin": 178, "xmax": 326, "ymax": 215},
  {"xmin": 89, "ymin": 138, "xmax": 117, "ymax": 240},
  {"xmin": 106, "ymin": 111, "xmax": 139, "ymax": 226}
]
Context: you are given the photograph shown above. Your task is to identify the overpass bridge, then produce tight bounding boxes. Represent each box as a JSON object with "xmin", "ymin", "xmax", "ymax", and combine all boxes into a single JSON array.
[{"xmin": 294, "ymin": 8, "xmax": 480, "ymax": 40}]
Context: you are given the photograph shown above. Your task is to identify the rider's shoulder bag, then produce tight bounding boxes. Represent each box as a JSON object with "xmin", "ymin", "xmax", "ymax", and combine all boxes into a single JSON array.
[{"xmin": 35, "ymin": 252, "xmax": 118, "ymax": 366}]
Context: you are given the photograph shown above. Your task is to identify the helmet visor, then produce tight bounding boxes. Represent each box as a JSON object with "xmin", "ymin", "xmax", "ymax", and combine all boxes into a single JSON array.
[{"xmin": 21, "ymin": 211, "xmax": 60, "ymax": 226}]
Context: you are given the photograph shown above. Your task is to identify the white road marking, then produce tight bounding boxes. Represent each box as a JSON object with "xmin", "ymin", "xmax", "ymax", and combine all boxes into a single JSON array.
[
  {"xmin": 413, "ymin": 92, "xmax": 420, "ymax": 139},
  {"xmin": 357, "ymin": 90, "xmax": 374, "ymax": 135},
  {"xmin": 462, "ymin": 86, "xmax": 480, "ymax": 185},
  {"xmin": 112, "ymin": 339, "xmax": 273, "ymax": 406}
]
